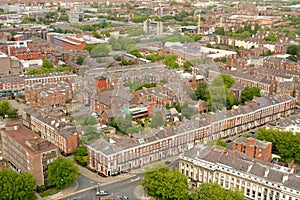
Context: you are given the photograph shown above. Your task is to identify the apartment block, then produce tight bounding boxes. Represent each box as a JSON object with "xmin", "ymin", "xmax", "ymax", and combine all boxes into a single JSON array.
[
  {"xmin": 87, "ymin": 95, "xmax": 295, "ymax": 177},
  {"xmin": 0, "ymin": 122, "xmax": 58, "ymax": 186},
  {"xmin": 53, "ymin": 35, "xmax": 86, "ymax": 51},
  {"xmin": 232, "ymin": 137, "xmax": 272, "ymax": 162},
  {"xmin": 22, "ymin": 108, "xmax": 79, "ymax": 155},
  {"xmin": 179, "ymin": 145, "xmax": 300, "ymax": 200}
]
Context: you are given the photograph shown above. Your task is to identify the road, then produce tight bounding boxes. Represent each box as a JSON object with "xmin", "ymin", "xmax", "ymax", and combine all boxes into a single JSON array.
[
  {"xmin": 77, "ymin": 174, "xmax": 101, "ymax": 191},
  {"xmin": 60, "ymin": 157, "xmax": 179, "ymax": 200},
  {"xmin": 60, "ymin": 175, "xmax": 142, "ymax": 200}
]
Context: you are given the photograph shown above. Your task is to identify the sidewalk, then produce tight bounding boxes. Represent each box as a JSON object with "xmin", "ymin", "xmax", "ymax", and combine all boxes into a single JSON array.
[
  {"xmin": 37, "ymin": 181, "xmax": 78, "ymax": 200},
  {"xmin": 77, "ymin": 164, "xmax": 134, "ymax": 183}
]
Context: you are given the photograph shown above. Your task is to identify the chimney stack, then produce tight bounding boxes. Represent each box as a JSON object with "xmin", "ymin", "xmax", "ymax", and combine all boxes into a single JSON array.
[
  {"xmin": 282, "ymin": 173, "xmax": 289, "ymax": 183},
  {"xmin": 264, "ymin": 166, "xmax": 270, "ymax": 177}
]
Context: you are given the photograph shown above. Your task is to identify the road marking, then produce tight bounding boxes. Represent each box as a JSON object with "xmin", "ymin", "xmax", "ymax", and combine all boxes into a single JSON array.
[{"xmin": 130, "ymin": 177, "xmax": 140, "ymax": 182}]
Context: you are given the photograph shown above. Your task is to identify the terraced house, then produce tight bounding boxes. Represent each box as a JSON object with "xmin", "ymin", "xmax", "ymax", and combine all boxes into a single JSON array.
[
  {"xmin": 87, "ymin": 94, "xmax": 295, "ymax": 177},
  {"xmin": 180, "ymin": 145, "xmax": 300, "ymax": 200},
  {"xmin": 21, "ymin": 108, "xmax": 79, "ymax": 155}
]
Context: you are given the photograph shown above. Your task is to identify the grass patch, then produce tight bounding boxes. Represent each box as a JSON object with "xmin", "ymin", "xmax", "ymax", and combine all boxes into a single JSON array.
[{"xmin": 40, "ymin": 188, "xmax": 60, "ymax": 197}]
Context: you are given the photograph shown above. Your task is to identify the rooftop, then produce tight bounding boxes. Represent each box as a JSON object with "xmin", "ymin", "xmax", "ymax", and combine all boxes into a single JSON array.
[{"xmin": 2, "ymin": 125, "xmax": 57, "ymax": 154}]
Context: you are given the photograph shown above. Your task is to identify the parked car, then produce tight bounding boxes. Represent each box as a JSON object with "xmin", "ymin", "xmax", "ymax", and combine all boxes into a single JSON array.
[
  {"xmin": 96, "ymin": 190, "xmax": 109, "ymax": 196},
  {"xmin": 120, "ymin": 195, "xmax": 129, "ymax": 200}
]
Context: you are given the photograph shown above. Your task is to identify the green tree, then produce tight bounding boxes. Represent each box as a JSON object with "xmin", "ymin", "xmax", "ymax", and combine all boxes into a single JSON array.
[
  {"xmin": 115, "ymin": 115, "xmax": 133, "ymax": 134},
  {"xmin": 256, "ymin": 128, "xmax": 300, "ymax": 162},
  {"xmin": 207, "ymin": 76, "xmax": 238, "ymax": 111},
  {"xmin": 83, "ymin": 116, "xmax": 97, "ymax": 126},
  {"xmin": 42, "ymin": 59, "xmax": 54, "ymax": 69},
  {"xmin": 146, "ymin": 53, "xmax": 163, "ymax": 62},
  {"xmin": 286, "ymin": 45, "xmax": 300, "ymax": 60},
  {"xmin": 164, "ymin": 55, "xmax": 179, "ymax": 69},
  {"xmin": 241, "ymin": 87, "xmax": 261, "ymax": 104},
  {"xmin": 215, "ymin": 27, "xmax": 225, "ymax": 35},
  {"xmin": 141, "ymin": 163, "xmax": 189, "ymax": 200},
  {"xmin": 90, "ymin": 44, "xmax": 111, "ymax": 57},
  {"xmin": 131, "ymin": 15, "xmax": 149, "ymax": 23},
  {"xmin": 264, "ymin": 32, "xmax": 277, "ymax": 42},
  {"xmin": 181, "ymin": 102, "xmax": 196, "ymax": 119},
  {"xmin": 92, "ymin": 31, "xmax": 101, "ymax": 39},
  {"xmin": 0, "ymin": 100, "xmax": 18, "ymax": 118},
  {"xmin": 102, "ymin": 30, "xmax": 110, "ymax": 37},
  {"xmin": 0, "ymin": 168, "xmax": 36, "ymax": 200},
  {"xmin": 72, "ymin": 146, "xmax": 88, "ymax": 166},
  {"xmin": 150, "ymin": 111, "xmax": 164, "ymax": 128},
  {"xmin": 129, "ymin": 49, "xmax": 143, "ymax": 58},
  {"xmin": 47, "ymin": 157, "xmax": 80, "ymax": 189},
  {"xmin": 182, "ymin": 60, "xmax": 193, "ymax": 72},
  {"xmin": 207, "ymin": 138, "xmax": 227, "ymax": 148},
  {"xmin": 195, "ymin": 82, "xmax": 208, "ymax": 101},
  {"xmin": 81, "ymin": 126, "xmax": 101, "ymax": 144},
  {"xmin": 84, "ymin": 44, "xmax": 97, "ymax": 52},
  {"xmin": 190, "ymin": 182, "xmax": 244, "ymax": 200},
  {"xmin": 76, "ymin": 56, "xmax": 84, "ymax": 65},
  {"xmin": 220, "ymin": 74, "xmax": 235, "ymax": 88}
]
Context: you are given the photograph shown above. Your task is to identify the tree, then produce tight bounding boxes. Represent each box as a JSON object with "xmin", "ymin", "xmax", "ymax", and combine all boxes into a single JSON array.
[
  {"xmin": 72, "ymin": 146, "xmax": 88, "ymax": 166},
  {"xmin": 190, "ymin": 182, "xmax": 244, "ymax": 200},
  {"xmin": 264, "ymin": 32, "xmax": 277, "ymax": 42},
  {"xmin": 286, "ymin": 45, "xmax": 300, "ymax": 60},
  {"xmin": 84, "ymin": 44, "xmax": 97, "ymax": 52},
  {"xmin": 90, "ymin": 44, "xmax": 111, "ymax": 57},
  {"xmin": 81, "ymin": 126, "xmax": 100, "ymax": 144},
  {"xmin": 207, "ymin": 138, "xmax": 227, "ymax": 148},
  {"xmin": 83, "ymin": 116, "xmax": 97, "ymax": 126},
  {"xmin": 102, "ymin": 30, "xmax": 110, "ymax": 37},
  {"xmin": 256, "ymin": 128, "xmax": 300, "ymax": 162},
  {"xmin": 115, "ymin": 115, "xmax": 133, "ymax": 134},
  {"xmin": 146, "ymin": 53, "xmax": 163, "ymax": 62},
  {"xmin": 207, "ymin": 76, "xmax": 238, "ymax": 111},
  {"xmin": 164, "ymin": 55, "xmax": 179, "ymax": 69},
  {"xmin": 42, "ymin": 59, "xmax": 54, "ymax": 69},
  {"xmin": 195, "ymin": 82, "xmax": 208, "ymax": 101},
  {"xmin": 0, "ymin": 168, "xmax": 36, "ymax": 200},
  {"xmin": 241, "ymin": 87, "xmax": 261, "ymax": 104},
  {"xmin": 76, "ymin": 56, "xmax": 84, "ymax": 65},
  {"xmin": 150, "ymin": 111, "xmax": 164, "ymax": 128},
  {"xmin": 182, "ymin": 60, "xmax": 193, "ymax": 72},
  {"xmin": 92, "ymin": 31, "xmax": 101, "ymax": 39},
  {"xmin": 220, "ymin": 74, "xmax": 235, "ymax": 88},
  {"xmin": 141, "ymin": 163, "xmax": 189, "ymax": 200},
  {"xmin": 215, "ymin": 27, "xmax": 225, "ymax": 35},
  {"xmin": 47, "ymin": 157, "xmax": 80, "ymax": 189},
  {"xmin": 181, "ymin": 102, "xmax": 196, "ymax": 120},
  {"xmin": 129, "ymin": 49, "xmax": 143, "ymax": 58},
  {"xmin": 0, "ymin": 100, "xmax": 18, "ymax": 118}
]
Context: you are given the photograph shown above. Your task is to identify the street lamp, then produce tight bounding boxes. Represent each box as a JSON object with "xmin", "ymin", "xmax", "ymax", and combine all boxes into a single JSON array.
[{"xmin": 96, "ymin": 183, "xmax": 101, "ymax": 200}]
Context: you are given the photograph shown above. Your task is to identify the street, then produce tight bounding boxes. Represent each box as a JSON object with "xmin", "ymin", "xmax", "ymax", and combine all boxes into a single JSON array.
[
  {"xmin": 59, "ymin": 157, "xmax": 179, "ymax": 200},
  {"xmin": 60, "ymin": 175, "xmax": 142, "ymax": 200}
]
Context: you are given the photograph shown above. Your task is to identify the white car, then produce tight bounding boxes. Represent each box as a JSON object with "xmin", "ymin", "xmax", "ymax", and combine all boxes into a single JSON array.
[{"xmin": 97, "ymin": 190, "xmax": 109, "ymax": 196}]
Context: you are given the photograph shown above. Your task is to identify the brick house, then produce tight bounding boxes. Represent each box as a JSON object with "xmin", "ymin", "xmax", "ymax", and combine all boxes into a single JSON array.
[
  {"xmin": 22, "ymin": 108, "xmax": 79, "ymax": 155},
  {"xmin": 232, "ymin": 137, "xmax": 272, "ymax": 162},
  {"xmin": 25, "ymin": 81, "xmax": 72, "ymax": 109},
  {"xmin": 0, "ymin": 75, "xmax": 25, "ymax": 96}
]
